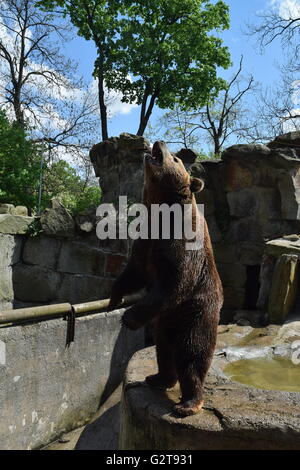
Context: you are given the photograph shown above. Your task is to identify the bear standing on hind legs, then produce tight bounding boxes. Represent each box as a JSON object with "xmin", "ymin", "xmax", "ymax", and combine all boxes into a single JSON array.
[{"xmin": 109, "ymin": 141, "xmax": 223, "ymax": 417}]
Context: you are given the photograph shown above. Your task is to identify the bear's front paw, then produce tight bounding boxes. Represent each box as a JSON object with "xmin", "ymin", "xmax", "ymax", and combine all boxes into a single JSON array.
[
  {"xmin": 108, "ymin": 294, "xmax": 123, "ymax": 311},
  {"xmin": 120, "ymin": 310, "xmax": 140, "ymax": 330}
]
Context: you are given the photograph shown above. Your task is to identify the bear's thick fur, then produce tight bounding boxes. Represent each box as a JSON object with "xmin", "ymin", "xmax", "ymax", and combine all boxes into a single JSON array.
[{"xmin": 109, "ymin": 141, "xmax": 223, "ymax": 416}]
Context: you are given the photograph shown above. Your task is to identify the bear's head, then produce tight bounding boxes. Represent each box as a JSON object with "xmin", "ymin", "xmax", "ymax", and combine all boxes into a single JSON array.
[{"xmin": 143, "ymin": 141, "xmax": 204, "ymax": 206}]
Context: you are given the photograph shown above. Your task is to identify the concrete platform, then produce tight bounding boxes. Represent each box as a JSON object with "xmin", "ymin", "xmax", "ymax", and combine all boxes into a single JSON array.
[{"xmin": 120, "ymin": 344, "xmax": 300, "ymax": 450}]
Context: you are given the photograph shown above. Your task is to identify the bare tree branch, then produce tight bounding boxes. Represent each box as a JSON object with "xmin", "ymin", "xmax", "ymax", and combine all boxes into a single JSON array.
[
  {"xmin": 158, "ymin": 57, "xmax": 256, "ymax": 155},
  {"xmin": 0, "ymin": 0, "xmax": 101, "ymax": 172}
]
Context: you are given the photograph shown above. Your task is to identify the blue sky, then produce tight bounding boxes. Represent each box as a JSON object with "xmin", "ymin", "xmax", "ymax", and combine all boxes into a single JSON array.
[{"xmin": 61, "ymin": 0, "xmax": 286, "ymax": 143}]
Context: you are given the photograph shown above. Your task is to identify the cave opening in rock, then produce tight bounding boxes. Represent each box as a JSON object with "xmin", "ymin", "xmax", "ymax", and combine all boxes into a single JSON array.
[{"xmin": 245, "ymin": 265, "xmax": 261, "ymax": 310}]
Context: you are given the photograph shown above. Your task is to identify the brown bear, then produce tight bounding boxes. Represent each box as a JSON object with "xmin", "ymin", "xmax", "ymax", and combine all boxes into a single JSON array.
[{"xmin": 109, "ymin": 141, "xmax": 223, "ymax": 417}]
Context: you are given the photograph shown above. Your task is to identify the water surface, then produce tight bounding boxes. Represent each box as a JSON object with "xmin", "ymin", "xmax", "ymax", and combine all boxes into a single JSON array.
[{"xmin": 224, "ymin": 357, "xmax": 300, "ymax": 392}]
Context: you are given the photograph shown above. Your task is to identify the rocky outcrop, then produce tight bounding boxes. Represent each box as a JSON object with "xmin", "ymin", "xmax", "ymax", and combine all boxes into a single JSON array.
[
  {"xmin": 0, "ymin": 204, "xmax": 28, "ymax": 216},
  {"xmin": 0, "ymin": 214, "xmax": 34, "ymax": 234},
  {"xmin": 40, "ymin": 198, "xmax": 75, "ymax": 238},
  {"xmin": 257, "ymin": 235, "xmax": 300, "ymax": 324},
  {"xmin": 90, "ymin": 133, "xmax": 151, "ymax": 205},
  {"xmin": 268, "ymin": 130, "xmax": 300, "ymax": 157},
  {"xmin": 89, "ymin": 134, "xmax": 300, "ymax": 321},
  {"xmin": 190, "ymin": 143, "xmax": 300, "ymax": 318}
]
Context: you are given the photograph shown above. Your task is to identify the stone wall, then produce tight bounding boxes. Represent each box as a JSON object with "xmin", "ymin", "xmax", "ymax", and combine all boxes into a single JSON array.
[
  {"xmin": 192, "ymin": 142, "xmax": 300, "ymax": 319},
  {"xmin": 0, "ymin": 199, "xmax": 128, "ymax": 310},
  {"xmin": 0, "ymin": 233, "xmax": 128, "ymax": 310},
  {"xmin": 91, "ymin": 133, "xmax": 300, "ymax": 323},
  {"xmin": 0, "ymin": 134, "xmax": 199, "ymax": 312},
  {"xmin": 2, "ymin": 132, "xmax": 300, "ymax": 321}
]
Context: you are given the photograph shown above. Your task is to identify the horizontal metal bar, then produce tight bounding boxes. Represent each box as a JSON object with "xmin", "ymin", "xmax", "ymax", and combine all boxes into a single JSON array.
[
  {"xmin": 72, "ymin": 299, "xmax": 110, "ymax": 315},
  {"xmin": 0, "ymin": 303, "xmax": 72, "ymax": 325},
  {"xmin": 72, "ymin": 293, "xmax": 141, "ymax": 316},
  {"xmin": 0, "ymin": 293, "xmax": 142, "ymax": 326}
]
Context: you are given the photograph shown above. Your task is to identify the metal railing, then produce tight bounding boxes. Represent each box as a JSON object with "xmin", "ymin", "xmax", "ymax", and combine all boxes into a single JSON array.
[{"xmin": 0, "ymin": 294, "xmax": 141, "ymax": 327}]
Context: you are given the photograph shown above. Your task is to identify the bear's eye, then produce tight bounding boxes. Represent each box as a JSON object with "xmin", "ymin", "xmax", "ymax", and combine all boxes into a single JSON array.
[{"xmin": 173, "ymin": 156, "xmax": 179, "ymax": 163}]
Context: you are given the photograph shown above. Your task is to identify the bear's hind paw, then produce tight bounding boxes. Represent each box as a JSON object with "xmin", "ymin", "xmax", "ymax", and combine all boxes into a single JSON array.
[{"xmin": 173, "ymin": 399, "xmax": 204, "ymax": 417}]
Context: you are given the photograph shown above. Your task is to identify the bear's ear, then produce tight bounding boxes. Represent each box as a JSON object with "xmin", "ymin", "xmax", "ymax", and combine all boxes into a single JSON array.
[{"xmin": 190, "ymin": 177, "xmax": 204, "ymax": 193}]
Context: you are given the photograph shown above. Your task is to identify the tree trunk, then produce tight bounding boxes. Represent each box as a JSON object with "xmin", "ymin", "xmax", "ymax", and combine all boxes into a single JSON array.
[
  {"xmin": 13, "ymin": 90, "xmax": 24, "ymax": 126},
  {"xmin": 137, "ymin": 118, "xmax": 148, "ymax": 136},
  {"xmin": 97, "ymin": 64, "xmax": 108, "ymax": 141},
  {"xmin": 137, "ymin": 91, "xmax": 158, "ymax": 136},
  {"xmin": 214, "ymin": 139, "xmax": 221, "ymax": 157}
]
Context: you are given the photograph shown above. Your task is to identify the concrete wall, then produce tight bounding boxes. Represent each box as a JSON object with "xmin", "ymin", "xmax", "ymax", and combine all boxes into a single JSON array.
[{"xmin": 0, "ymin": 308, "xmax": 144, "ymax": 450}]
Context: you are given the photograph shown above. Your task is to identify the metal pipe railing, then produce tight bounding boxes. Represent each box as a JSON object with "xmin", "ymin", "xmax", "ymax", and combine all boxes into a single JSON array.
[{"xmin": 0, "ymin": 294, "xmax": 142, "ymax": 326}]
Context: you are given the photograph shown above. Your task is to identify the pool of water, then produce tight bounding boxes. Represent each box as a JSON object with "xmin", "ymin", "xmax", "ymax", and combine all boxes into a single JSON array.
[{"xmin": 224, "ymin": 357, "xmax": 300, "ymax": 392}]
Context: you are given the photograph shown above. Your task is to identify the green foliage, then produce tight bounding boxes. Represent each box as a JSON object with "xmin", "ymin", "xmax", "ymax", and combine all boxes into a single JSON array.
[
  {"xmin": 37, "ymin": 0, "xmax": 231, "ymax": 134},
  {"xmin": 0, "ymin": 110, "xmax": 41, "ymax": 211},
  {"xmin": 107, "ymin": 0, "xmax": 231, "ymax": 110},
  {"xmin": 196, "ymin": 151, "xmax": 221, "ymax": 161},
  {"xmin": 42, "ymin": 160, "xmax": 101, "ymax": 214},
  {"xmin": 26, "ymin": 218, "xmax": 43, "ymax": 237}
]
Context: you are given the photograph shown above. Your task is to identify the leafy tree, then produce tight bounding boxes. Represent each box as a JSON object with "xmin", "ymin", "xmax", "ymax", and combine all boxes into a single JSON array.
[
  {"xmin": 0, "ymin": 110, "xmax": 41, "ymax": 211},
  {"xmin": 38, "ymin": 0, "xmax": 231, "ymax": 138},
  {"xmin": 42, "ymin": 159, "xmax": 101, "ymax": 214},
  {"xmin": 110, "ymin": 0, "xmax": 231, "ymax": 135},
  {"xmin": 0, "ymin": 111, "xmax": 101, "ymax": 214}
]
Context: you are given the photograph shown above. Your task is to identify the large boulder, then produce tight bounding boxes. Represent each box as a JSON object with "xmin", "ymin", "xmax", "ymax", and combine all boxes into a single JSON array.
[
  {"xmin": 268, "ymin": 131, "xmax": 300, "ymax": 158},
  {"xmin": 40, "ymin": 198, "xmax": 75, "ymax": 238},
  {"xmin": 90, "ymin": 134, "xmax": 151, "ymax": 205},
  {"xmin": 0, "ymin": 214, "xmax": 34, "ymax": 235},
  {"xmin": 0, "ymin": 204, "xmax": 15, "ymax": 214},
  {"xmin": 12, "ymin": 206, "xmax": 28, "ymax": 216},
  {"xmin": 75, "ymin": 208, "xmax": 97, "ymax": 234},
  {"xmin": 268, "ymin": 254, "xmax": 299, "ymax": 324},
  {"xmin": 176, "ymin": 148, "xmax": 198, "ymax": 165}
]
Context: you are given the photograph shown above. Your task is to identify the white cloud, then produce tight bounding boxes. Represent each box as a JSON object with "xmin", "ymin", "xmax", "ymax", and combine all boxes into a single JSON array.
[
  {"xmin": 0, "ymin": 11, "xmax": 137, "ymax": 135},
  {"xmin": 88, "ymin": 78, "xmax": 138, "ymax": 118},
  {"xmin": 270, "ymin": 0, "xmax": 300, "ymax": 19},
  {"xmin": 282, "ymin": 109, "xmax": 300, "ymax": 132},
  {"xmin": 291, "ymin": 79, "xmax": 300, "ymax": 105}
]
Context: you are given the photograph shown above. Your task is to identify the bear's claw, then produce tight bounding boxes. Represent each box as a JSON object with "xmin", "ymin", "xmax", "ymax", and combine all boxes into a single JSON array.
[{"xmin": 173, "ymin": 400, "xmax": 204, "ymax": 417}]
